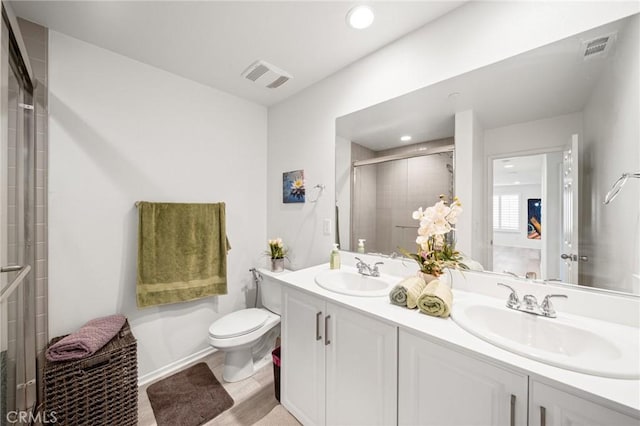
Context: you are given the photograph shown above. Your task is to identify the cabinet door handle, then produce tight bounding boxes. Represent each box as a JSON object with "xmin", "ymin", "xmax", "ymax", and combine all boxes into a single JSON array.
[
  {"xmin": 324, "ymin": 315, "xmax": 331, "ymax": 345},
  {"xmin": 540, "ymin": 406, "xmax": 546, "ymax": 426},
  {"xmin": 510, "ymin": 394, "xmax": 516, "ymax": 426},
  {"xmin": 316, "ymin": 312, "xmax": 322, "ymax": 341}
]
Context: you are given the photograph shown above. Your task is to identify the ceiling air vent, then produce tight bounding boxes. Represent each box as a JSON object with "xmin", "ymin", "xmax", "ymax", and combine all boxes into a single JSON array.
[
  {"xmin": 241, "ymin": 60, "xmax": 292, "ymax": 89},
  {"xmin": 582, "ymin": 32, "xmax": 616, "ymax": 60}
]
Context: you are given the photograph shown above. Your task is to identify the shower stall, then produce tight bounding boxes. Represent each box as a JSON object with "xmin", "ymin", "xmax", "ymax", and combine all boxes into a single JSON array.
[
  {"xmin": 350, "ymin": 146, "xmax": 454, "ymax": 254},
  {"xmin": 0, "ymin": 5, "xmax": 38, "ymax": 424}
]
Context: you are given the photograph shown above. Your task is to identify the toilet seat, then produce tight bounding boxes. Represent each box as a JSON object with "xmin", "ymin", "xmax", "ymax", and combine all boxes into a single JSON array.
[{"xmin": 209, "ymin": 308, "xmax": 269, "ymax": 339}]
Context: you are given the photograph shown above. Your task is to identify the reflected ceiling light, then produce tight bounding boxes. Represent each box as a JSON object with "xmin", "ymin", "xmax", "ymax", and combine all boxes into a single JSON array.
[
  {"xmin": 346, "ymin": 5, "xmax": 374, "ymax": 29},
  {"xmin": 504, "ymin": 164, "xmax": 515, "ymax": 169},
  {"xmin": 400, "ymin": 135, "xmax": 412, "ymax": 142},
  {"xmin": 514, "ymin": 181, "xmax": 521, "ymax": 185}
]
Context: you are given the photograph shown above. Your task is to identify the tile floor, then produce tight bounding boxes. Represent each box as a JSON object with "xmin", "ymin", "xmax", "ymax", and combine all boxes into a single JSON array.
[{"xmin": 138, "ymin": 351, "xmax": 301, "ymax": 425}]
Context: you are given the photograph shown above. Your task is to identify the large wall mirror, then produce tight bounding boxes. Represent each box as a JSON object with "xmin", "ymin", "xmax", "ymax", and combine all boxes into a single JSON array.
[{"xmin": 335, "ymin": 14, "xmax": 639, "ymax": 296}]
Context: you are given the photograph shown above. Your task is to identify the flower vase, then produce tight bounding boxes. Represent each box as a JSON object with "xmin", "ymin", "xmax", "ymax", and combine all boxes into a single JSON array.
[
  {"xmin": 271, "ymin": 258, "xmax": 285, "ymax": 273},
  {"xmin": 417, "ymin": 271, "xmax": 439, "ymax": 284}
]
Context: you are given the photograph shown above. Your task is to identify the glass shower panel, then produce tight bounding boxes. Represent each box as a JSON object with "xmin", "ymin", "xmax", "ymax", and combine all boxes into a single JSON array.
[{"xmin": 1, "ymin": 17, "xmax": 37, "ymax": 423}]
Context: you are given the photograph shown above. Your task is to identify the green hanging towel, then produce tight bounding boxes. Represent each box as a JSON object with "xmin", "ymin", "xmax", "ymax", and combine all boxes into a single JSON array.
[{"xmin": 136, "ymin": 202, "xmax": 230, "ymax": 308}]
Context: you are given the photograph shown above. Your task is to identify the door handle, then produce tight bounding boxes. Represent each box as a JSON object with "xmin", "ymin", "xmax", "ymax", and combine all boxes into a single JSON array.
[
  {"xmin": 324, "ymin": 315, "xmax": 331, "ymax": 346},
  {"xmin": 560, "ymin": 253, "xmax": 577, "ymax": 261},
  {"xmin": 316, "ymin": 312, "xmax": 322, "ymax": 341},
  {"xmin": 510, "ymin": 394, "xmax": 516, "ymax": 426}
]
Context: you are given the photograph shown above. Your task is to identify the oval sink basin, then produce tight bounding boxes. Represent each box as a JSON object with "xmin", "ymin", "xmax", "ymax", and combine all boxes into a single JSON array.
[
  {"xmin": 315, "ymin": 269, "xmax": 394, "ymax": 297},
  {"xmin": 452, "ymin": 299, "xmax": 640, "ymax": 379}
]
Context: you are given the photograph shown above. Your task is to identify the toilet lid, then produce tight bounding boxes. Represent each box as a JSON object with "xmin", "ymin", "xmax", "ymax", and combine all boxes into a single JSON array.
[{"xmin": 209, "ymin": 308, "xmax": 269, "ymax": 339}]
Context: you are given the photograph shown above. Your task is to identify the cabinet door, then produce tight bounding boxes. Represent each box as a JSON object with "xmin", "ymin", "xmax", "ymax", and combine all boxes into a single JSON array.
[
  {"xmin": 325, "ymin": 303, "xmax": 398, "ymax": 426},
  {"xmin": 281, "ymin": 287, "xmax": 326, "ymax": 426},
  {"xmin": 529, "ymin": 381, "xmax": 639, "ymax": 426},
  {"xmin": 399, "ymin": 329, "xmax": 528, "ymax": 426}
]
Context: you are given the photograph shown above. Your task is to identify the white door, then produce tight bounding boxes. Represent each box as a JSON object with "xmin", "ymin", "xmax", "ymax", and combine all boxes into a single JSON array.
[
  {"xmin": 281, "ymin": 288, "xmax": 326, "ymax": 426},
  {"xmin": 560, "ymin": 134, "xmax": 580, "ymax": 283},
  {"xmin": 529, "ymin": 381, "xmax": 639, "ymax": 426},
  {"xmin": 399, "ymin": 329, "xmax": 528, "ymax": 426},
  {"xmin": 325, "ymin": 303, "xmax": 397, "ymax": 426}
]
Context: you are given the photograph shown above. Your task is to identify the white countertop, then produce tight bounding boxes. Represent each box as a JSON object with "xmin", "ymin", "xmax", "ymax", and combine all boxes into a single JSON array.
[{"xmin": 263, "ymin": 263, "xmax": 640, "ymax": 418}]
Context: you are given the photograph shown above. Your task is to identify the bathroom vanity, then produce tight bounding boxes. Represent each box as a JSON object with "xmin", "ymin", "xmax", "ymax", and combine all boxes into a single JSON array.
[{"xmin": 271, "ymin": 254, "xmax": 640, "ymax": 426}]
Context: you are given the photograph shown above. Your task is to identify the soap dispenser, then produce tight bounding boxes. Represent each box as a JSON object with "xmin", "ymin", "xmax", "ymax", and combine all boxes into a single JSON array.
[
  {"xmin": 330, "ymin": 243, "xmax": 341, "ymax": 270},
  {"xmin": 357, "ymin": 239, "xmax": 366, "ymax": 253}
]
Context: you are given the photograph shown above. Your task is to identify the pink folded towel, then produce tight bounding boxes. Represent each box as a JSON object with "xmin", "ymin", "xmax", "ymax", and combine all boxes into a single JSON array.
[{"xmin": 45, "ymin": 314, "xmax": 126, "ymax": 362}]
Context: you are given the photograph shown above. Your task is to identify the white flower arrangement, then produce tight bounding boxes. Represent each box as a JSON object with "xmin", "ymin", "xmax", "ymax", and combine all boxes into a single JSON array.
[
  {"xmin": 267, "ymin": 238, "xmax": 287, "ymax": 259},
  {"xmin": 403, "ymin": 195, "xmax": 467, "ymax": 276}
]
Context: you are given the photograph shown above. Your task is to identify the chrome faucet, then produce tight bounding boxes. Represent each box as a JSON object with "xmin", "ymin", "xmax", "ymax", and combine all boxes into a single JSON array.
[
  {"xmin": 354, "ymin": 257, "xmax": 383, "ymax": 277},
  {"xmin": 497, "ymin": 283, "xmax": 567, "ymax": 318}
]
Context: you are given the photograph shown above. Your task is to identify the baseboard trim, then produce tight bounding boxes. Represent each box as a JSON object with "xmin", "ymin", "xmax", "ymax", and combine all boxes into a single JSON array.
[{"xmin": 138, "ymin": 346, "xmax": 217, "ymax": 387}]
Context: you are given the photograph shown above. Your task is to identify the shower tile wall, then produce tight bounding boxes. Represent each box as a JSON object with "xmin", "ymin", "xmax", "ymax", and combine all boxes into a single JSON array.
[
  {"xmin": 376, "ymin": 153, "xmax": 453, "ymax": 254},
  {"xmin": 17, "ymin": 18, "xmax": 48, "ymax": 354}
]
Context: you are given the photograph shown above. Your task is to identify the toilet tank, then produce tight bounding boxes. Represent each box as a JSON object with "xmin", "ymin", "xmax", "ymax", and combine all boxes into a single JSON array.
[{"xmin": 260, "ymin": 269, "xmax": 287, "ymax": 315}]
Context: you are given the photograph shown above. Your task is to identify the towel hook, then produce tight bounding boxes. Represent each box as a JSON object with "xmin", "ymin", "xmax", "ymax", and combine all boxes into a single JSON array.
[{"xmin": 309, "ymin": 184, "xmax": 325, "ymax": 203}]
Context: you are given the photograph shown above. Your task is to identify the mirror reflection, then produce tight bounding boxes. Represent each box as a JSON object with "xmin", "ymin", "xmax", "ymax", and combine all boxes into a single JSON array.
[{"xmin": 335, "ymin": 14, "xmax": 639, "ymax": 295}]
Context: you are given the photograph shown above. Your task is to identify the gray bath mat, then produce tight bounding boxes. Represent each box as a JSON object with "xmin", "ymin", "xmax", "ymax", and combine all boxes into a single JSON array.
[{"xmin": 147, "ymin": 362, "xmax": 234, "ymax": 426}]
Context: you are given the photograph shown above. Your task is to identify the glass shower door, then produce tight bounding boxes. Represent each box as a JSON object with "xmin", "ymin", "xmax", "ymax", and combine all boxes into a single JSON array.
[{"xmin": 0, "ymin": 15, "xmax": 37, "ymax": 424}]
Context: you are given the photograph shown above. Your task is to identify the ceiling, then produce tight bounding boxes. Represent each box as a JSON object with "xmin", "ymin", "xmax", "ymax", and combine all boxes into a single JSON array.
[
  {"xmin": 11, "ymin": 1, "xmax": 464, "ymax": 106},
  {"xmin": 336, "ymin": 16, "xmax": 632, "ymax": 151},
  {"xmin": 493, "ymin": 155, "xmax": 544, "ymax": 187}
]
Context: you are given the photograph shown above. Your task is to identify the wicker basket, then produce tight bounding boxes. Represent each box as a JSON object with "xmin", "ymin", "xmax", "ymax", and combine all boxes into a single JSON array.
[{"xmin": 43, "ymin": 320, "xmax": 138, "ymax": 426}]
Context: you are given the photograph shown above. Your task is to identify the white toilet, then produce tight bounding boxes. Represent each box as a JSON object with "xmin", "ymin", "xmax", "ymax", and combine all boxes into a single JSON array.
[{"xmin": 208, "ymin": 269, "xmax": 283, "ymax": 382}]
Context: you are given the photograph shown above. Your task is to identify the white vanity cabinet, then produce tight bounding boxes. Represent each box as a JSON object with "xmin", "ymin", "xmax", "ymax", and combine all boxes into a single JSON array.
[
  {"xmin": 398, "ymin": 329, "xmax": 528, "ymax": 426},
  {"xmin": 281, "ymin": 286, "xmax": 398, "ymax": 426},
  {"xmin": 529, "ymin": 381, "xmax": 639, "ymax": 426}
]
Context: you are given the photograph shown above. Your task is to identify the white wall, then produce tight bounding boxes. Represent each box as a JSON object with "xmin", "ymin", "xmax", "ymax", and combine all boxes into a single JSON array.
[
  {"xmin": 334, "ymin": 136, "xmax": 351, "ymax": 250},
  {"xmin": 267, "ymin": 1, "xmax": 638, "ymax": 269},
  {"xmin": 48, "ymin": 32, "xmax": 267, "ymax": 377},
  {"xmin": 454, "ymin": 110, "xmax": 485, "ymax": 262},
  {"xmin": 582, "ymin": 14, "xmax": 640, "ymax": 293},
  {"xmin": 483, "ymin": 113, "xmax": 583, "ymax": 158}
]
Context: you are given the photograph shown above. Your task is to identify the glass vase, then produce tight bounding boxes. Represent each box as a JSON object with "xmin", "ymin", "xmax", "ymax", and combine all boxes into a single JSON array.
[{"xmin": 271, "ymin": 258, "xmax": 285, "ymax": 272}]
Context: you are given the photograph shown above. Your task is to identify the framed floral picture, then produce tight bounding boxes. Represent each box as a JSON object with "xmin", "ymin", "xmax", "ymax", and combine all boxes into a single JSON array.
[{"xmin": 283, "ymin": 170, "xmax": 305, "ymax": 203}]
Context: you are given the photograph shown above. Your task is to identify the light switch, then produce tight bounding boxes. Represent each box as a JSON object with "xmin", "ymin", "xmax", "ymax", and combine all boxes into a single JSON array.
[{"xmin": 323, "ymin": 219, "xmax": 331, "ymax": 235}]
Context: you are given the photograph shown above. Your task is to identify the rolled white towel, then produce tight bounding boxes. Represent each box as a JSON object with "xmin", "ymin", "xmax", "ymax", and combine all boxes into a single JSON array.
[
  {"xmin": 416, "ymin": 280, "xmax": 453, "ymax": 318},
  {"xmin": 406, "ymin": 276, "xmax": 427, "ymax": 309}
]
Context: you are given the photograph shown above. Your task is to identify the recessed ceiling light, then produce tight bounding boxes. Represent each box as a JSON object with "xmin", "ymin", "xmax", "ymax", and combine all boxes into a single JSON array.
[
  {"xmin": 346, "ymin": 5, "xmax": 374, "ymax": 30},
  {"xmin": 504, "ymin": 164, "xmax": 515, "ymax": 169},
  {"xmin": 400, "ymin": 135, "xmax": 412, "ymax": 142}
]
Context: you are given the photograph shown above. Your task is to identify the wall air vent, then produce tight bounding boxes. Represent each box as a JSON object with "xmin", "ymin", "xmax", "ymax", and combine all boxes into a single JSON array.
[
  {"xmin": 241, "ymin": 60, "xmax": 292, "ymax": 89},
  {"xmin": 582, "ymin": 32, "xmax": 616, "ymax": 60}
]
